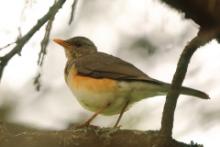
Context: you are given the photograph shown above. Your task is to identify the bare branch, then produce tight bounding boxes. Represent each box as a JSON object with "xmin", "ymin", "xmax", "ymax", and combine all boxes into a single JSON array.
[
  {"xmin": 68, "ymin": 0, "xmax": 78, "ymax": 25},
  {"xmin": 34, "ymin": 15, "xmax": 54, "ymax": 91},
  {"xmin": 160, "ymin": 26, "xmax": 220, "ymax": 137},
  {"xmin": 161, "ymin": 0, "xmax": 220, "ymax": 27},
  {"xmin": 33, "ymin": 72, "xmax": 41, "ymax": 91},
  {"xmin": 0, "ymin": 42, "xmax": 16, "ymax": 51},
  {"xmin": 208, "ymin": 0, "xmax": 217, "ymax": 13},
  {"xmin": 0, "ymin": 123, "xmax": 202, "ymax": 147},
  {"xmin": 36, "ymin": 0, "xmax": 78, "ymax": 91},
  {"xmin": 0, "ymin": 0, "xmax": 67, "ymax": 82},
  {"xmin": 38, "ymin": 17, "xmax": 54, "ymax": 66}
]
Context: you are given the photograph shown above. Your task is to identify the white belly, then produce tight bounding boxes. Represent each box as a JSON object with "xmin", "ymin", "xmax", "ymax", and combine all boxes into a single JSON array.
[
  {"xmin": 72, "ymin": 86, "xmax": 130, "ymax": 115},
  {"xmin": 66, "ymin": 68, "xmax": 130, "ymax": 115},
  {"xmin": 66, "ymin": 67, "xmax": 164, "ymax": 115}
]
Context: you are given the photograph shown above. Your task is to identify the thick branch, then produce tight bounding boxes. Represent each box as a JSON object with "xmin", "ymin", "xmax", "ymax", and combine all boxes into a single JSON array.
[
  {"xmin": 0, "ymin": 0, "xmax": 66, "ymax": 81},
  {"xmin": 0, "ymin": 123, "xmax": 202, "ymax": 147},
  {"xmin": 160, "ymin": 27, "xmax": 220, "ymax": 137},
  {"xmin": 161, "ymin": 0, "xmax": 220, "ymax": 27}
]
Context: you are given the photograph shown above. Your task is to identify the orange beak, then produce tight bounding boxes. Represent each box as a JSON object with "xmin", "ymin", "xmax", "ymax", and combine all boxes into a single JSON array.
[{"xmin": 53, "ymin": 38, "xmax": 71, "ymax": 48}]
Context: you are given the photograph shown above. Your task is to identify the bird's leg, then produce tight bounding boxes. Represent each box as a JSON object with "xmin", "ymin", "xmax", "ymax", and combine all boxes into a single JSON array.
[
  {"xmin": 113, "ymin": 101, "xmax": 129, "ymax": 128},
  {"xmin": 77, "ymin": 104, "xmax": 109, "ymax": 128}
]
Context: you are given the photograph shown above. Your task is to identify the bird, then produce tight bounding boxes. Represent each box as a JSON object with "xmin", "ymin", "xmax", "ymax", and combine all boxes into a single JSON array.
[{"xmin": 53, "ymin": 36, "xmax": 209, "ymax": 128}]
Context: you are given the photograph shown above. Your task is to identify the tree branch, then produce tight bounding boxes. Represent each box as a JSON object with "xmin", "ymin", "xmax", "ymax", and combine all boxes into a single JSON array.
[
  {"xmin": 33, "ymin": 72, "xmax": 42, "ymax": 91},
  {"xmin": 34, "ymin": 9, "xmax": 55, "ymax": 91},
  {"xmin": 0, "ymin": 42, "xmax": 15, "ymax": 51},
  {"xmin": 0, "ymin": 0, "xmax": 67, "ymax": 82},
  {"xmin": 161, "ymin": 0, "xmax": 220, "ymax": 27},
  {"xmin": 38, "ymin": 17, "xmax": 54, "ymax": 66},
  {"xmin": 68, "ymin": 0, "xmax": 78, "ymax": 25},
  {"xmin": 0, "ymin": 123, "xmax": 202, "ymax": 147},
  {"xmin": 160, "ymin": 26, "xmax": 220, "ymax": 137}
]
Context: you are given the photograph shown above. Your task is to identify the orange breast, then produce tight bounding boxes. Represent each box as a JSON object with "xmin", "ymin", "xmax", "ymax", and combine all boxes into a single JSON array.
[
  {"xmin": 67, "ymin": 66, "xmax": 118, "ymax": 92},
  {"xmin": 73, "ymin": 74, "xmax": 117, "ymax": 92}
]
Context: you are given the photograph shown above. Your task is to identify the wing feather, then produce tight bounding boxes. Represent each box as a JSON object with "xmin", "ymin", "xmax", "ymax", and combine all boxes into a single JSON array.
[{"xmin": 75, "ymin": 52, "xmax": 161, "ymax": 84}]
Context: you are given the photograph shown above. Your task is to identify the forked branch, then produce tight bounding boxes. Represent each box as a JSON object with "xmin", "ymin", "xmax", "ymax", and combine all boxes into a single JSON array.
[
  {"xmin": 160, "ymin": 26, "xmax": 220, "ymax": 137},
  {"xmin": 0, "ymin": 0, "xmax": 66, "ymax": 81}
]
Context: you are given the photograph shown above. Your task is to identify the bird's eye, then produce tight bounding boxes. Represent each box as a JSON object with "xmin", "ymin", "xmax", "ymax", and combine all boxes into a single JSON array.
[{"xmin": 75, "ymin": 42, "xmax": 82, "ymax": 47}]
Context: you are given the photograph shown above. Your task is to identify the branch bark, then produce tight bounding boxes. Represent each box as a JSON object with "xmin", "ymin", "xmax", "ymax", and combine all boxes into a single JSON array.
[
  {"xmin": 69, "ymin": 0, "xmax": 79, "ymax": 25},
  {"xmin": 0, "ymin": 0, "xmax": 66, "ymax": 82},
  {"xmin": 161, "ymin": 0, "xmax": 220, "ymax": 27},
  {"xmin": 38, "ymin": 16, "xmax": 54, "ymax": 66},
  {"xmin": 160, "ymin": 26, "xmax": 220, "ymax": 137},
  {"xmin": 0, "ymin": 123, "xmax": 202, "ymax": 147}
]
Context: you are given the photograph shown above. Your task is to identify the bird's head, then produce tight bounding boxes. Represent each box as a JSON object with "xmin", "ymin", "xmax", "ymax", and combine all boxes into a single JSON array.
[{"xmin": 53, "ymin": 36, "xmax": 97, "ymax": 60}]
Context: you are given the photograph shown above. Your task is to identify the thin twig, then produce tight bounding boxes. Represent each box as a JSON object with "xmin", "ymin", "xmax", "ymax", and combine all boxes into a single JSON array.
[
  {"xmin": 160, "ymin": 27, "xmax": 220, "ymax": 137},
  {"xmin": 0, "ymin": 0, "xmax": 66, "ymax": 82},
  {"xmin": 0, "ymin": 27, "xmax": 22, "ymax": 52},
  {"xmin": 38, "ymin": 17, "xmax": 54, "ymax": 66},
  {"xmin": 34, "ymin": 0, "xmax": 56, "ymax": 91},
  {"xmin": 35, "ymin": 14, "xmax": 55, "ymax": 92},
  {"xmin": 33, "ymin": 72, "xmax": 41, "ymax": 91},
  {"xmin": 0, "ymin": 42, "xmax": 16, "ymax": 51},
  {"xmin": 68, "ymin": 0, "xmax": 78, "ymax": 25}
]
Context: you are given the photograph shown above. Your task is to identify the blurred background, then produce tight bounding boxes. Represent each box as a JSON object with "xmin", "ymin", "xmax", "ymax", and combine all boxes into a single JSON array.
[{"xmin": 0, "ymin": 0, "xmax": 220, "ymax": 146}]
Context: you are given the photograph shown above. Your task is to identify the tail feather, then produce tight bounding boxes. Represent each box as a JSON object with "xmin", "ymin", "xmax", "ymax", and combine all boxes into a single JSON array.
[
  {"xmin": 152, "ymin": 80, "xmax": 210, "ymax": 99},
  {"xmin": 180, "ymin": 86, "xmax": 210, "ymax": 99}
]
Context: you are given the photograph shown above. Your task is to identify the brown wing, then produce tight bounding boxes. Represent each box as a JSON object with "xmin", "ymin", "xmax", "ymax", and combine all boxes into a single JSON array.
[{"xmin": 75, "ymin": 52, "xmax": 162, "ymax": 84}]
